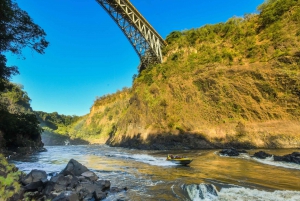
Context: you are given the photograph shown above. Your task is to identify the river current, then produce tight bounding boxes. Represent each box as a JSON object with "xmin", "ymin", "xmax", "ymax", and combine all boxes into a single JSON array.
[{"xmin": 10, "ymin": 145, "xmax": 300, "ymax": 201}]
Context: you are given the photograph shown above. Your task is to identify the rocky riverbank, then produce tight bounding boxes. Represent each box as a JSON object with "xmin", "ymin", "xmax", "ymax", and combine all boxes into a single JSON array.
[{"xmin": 0, "ymin": 157, "xmax": 127, "ymax": 200}]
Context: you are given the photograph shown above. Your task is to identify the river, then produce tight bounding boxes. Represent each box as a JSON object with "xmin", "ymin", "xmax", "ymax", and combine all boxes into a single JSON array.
[{"xmin": 10, "ymin": 145, "xmax": 300, "ymax": 200}]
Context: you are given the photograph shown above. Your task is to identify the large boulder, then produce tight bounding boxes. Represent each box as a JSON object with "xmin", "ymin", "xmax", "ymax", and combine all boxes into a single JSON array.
[
  {"xmin": 21, "ymin": 169, "xmax": 47, "ymax": 192},
  {"xmin": 81, "ymin": 170, "xmax": 98, "ymax": 181},
  {"xmin": 60, "ymin": 159, "xmax": 89, "ymax": 176},
  {"xmin": 21, "ymin": 169, "xmax": 47, "ymax": 185},
  {"xmin": 252, "ymin": 151, "xmax": 272, "ymax": 159},
  {"xmin": 219, "ymin": 148, "xmax": 240, "ymax": 156},
  {"xmin": 94, "ymin": 180, "xmax": 111, "ymax": 191},
  {"xmin": 94, "ymin": 188, "xmax": 107, "ymax": 200}
]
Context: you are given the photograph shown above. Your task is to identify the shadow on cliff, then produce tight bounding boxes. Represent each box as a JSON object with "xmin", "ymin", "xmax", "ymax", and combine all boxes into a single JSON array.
[{"xmin": 106, "ymin": 132, "xmax": 260, "ymax": 150}]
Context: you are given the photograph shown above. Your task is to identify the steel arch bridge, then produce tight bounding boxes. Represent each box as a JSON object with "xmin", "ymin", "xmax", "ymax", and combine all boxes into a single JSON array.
[{"xmin": 96, "ymin": 0, "xmax": 166, "ymax": 72}]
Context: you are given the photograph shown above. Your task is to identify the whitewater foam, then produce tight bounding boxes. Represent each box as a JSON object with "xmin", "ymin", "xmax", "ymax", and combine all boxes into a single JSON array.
[
  {"xmin": 105, "ymin": 153, "xmax": 177, "ymax": 166},
  {"xmin": 185, "ymin": 184, "xmax": 300, "ymax": 201},
  {"xmin": 217, "ymin": 187, "xmax": 300, "ymax": 201},
  {"xmin": 252, "ymin": 156, "xmax": 300, "ymax": 170}
]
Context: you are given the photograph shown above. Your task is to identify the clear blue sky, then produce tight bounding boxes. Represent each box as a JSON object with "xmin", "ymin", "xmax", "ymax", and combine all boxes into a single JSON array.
[{"xmin": 6, "ymin": 0, "xmax": 264, "ymax": 116}]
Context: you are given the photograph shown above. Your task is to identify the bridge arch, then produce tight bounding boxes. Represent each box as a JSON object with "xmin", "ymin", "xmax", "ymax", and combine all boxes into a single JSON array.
[{"xmin": 96, "ymin": 0, "xmax": 167, "ymax": 72}]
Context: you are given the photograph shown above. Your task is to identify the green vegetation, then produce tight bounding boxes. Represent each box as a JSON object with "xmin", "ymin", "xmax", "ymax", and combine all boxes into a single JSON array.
[
  {"xmin": 67, "ymin": 0, "xmax": 300, "ymax": 148},
  {"xmin": 0, "ymin": 0, "xmax": 48, "ymax": 150},
  {"xmin": 35, "ymin": 111, "xmax": 86, "ymax": 145},
  {"xmin": 0, "ymin": 154, "xmax": 22, "ymax": 200}
]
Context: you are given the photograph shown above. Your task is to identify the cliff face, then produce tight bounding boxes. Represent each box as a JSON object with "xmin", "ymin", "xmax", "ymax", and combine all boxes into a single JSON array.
[{"xmin": 70, "ymin": 0, "xmax": 300, "ymax": 149}]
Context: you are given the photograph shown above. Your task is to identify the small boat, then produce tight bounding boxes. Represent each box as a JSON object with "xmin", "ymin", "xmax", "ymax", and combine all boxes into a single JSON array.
[{"xmin": 166, "ymin": 154, "xmax": 193, "ymax": 165}]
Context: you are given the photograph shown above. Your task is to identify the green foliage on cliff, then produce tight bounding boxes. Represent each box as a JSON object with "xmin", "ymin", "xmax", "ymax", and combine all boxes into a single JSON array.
[
  {"xmin": 0, "ymin": 83, "xmax": 43, "ymax": 148},
  {"xmin": 35, "ymin": 111, "xmax": 84, "ymax": 145},
  {"xmin": 35, "ymin": 111, "xmax": 80, "ymax": 130}
]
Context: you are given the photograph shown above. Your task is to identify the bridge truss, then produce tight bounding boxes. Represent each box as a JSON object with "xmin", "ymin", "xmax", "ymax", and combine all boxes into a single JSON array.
[{"xmin": 95, "ymin": 0, "xmax": 166, "ymax": 72}]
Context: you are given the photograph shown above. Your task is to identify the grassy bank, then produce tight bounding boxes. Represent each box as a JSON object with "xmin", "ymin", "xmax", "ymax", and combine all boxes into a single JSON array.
[{"xmin": 0, "ymin": 155, "xmax": 22, "ymax": 200}]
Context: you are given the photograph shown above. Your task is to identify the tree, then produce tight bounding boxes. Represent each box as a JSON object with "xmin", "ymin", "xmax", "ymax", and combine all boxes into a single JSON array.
[
  {"xmin": 0, "ymin": 0, "xmax": 49, "ymax": 91},
  {"xmin": 0, "ymin": 0, "xmax": 49, "ymax": 149}
]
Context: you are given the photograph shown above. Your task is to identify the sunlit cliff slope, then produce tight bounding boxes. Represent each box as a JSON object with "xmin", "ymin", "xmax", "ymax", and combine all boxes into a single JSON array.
[{"xmin": 70, "ymin": 0, "xmax": 300, "ymax": 149}]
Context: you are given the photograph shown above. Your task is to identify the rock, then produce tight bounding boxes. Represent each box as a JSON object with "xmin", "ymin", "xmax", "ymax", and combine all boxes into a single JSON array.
[
  {"xmin": 94, "ymin": 188, "xmax": 107, "ymax": 200},
  {"xmin": 110, "ymin": 187, "xmax": 127, "ymax": 193},
  {"xmin": 53, "ymin": 183, "xmax": 67, "ymax": 192},
  {"xmin": 253, "ymin": 151, "xmax": 272, "ymax": 159},
  {"xmin": 43, "ymin": 181, "xmax": 55, "ymax": 195},
  {"xmin": 77, "ymin": 176, "xmax": 89, "ymax": 183},
  {"xmin": 94, "ymin": 180, "xmax": 111, "ymax": 191},
  {"xmin": 38, "ymin": 147, "xmax": 47, "ymax": 152},
  {"xmin": 68, "ymin": 175, "xmax": 79, "ymax": 188},
  {"xmin": 238, "ymin": 149, "xmax": 248, "ymax": 153},
  {"xmin": 21, "ymin": 169, "xmax": 47, "ymax": 185},
  {"xmin": 14, "ymin": 159, "xmax": 124, "ymax": 201},
  {"xmin": 52, "ymin": 191, "xmax": 79, "ymax": 201},
  {"xmin": 48, "ymin": 172, "xmax": 58, "ymax": 177},
  {"xmin": 51, "ymin": 174, "xmax": 71, "ymax": 186},
  {"xmin": 219, "ymin": 148, "xmax": 239, "ymax": 156},
  {"xmin": 23, "ymin": 181, "xmax": 43, "ymax": 191},
  {"xmin": 60, "ymin": 159, "xmax": 89, "ymax": 176},
  {"xmin": 75, "ymin": 182, "xmax": 97, "ymax": 194},
  {"xmin": 81, "ymin": 170, "xmax": 98, "ymax": 181},
  {"xmin": 274, "ymin": 152, "xmax": 300, "ymax": 164}
]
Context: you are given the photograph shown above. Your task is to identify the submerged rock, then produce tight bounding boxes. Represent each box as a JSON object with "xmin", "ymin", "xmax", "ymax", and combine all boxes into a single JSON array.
[{"xmin": 252, "ymin": 151, "xmax": 272, "ymax": 159}]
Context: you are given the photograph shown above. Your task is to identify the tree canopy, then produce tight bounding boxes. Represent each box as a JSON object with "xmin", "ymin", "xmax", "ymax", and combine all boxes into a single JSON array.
[
  {"xmin": 0, "ymin": 0, "xmax": 49, "ymax": 91},
  {"xmin": 0, "ymin": 0, "xmax": 49, "ymax": 149}
]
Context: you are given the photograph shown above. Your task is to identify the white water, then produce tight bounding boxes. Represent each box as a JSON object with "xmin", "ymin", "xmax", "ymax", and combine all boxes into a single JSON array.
[
  {"xmin": 218, "ymin": 152, "xmax": 300, "ymax": 170},
  {"xmin": 108, "ymin": 153, "xmax": 178, "ymax": 166},
  {"xmin": 217, "ymin": 187, "xmax": 300, "ymax": 201},
  {"xmin": 252, "ymin": 156, "xmax": 300, "ymax": 170},
  {"xmin": 10, "ymin": 146, "xmax": 300, "ymax": 201},
  {"xmin": 185, "ymin": 184, "xmax": 300, "ymax": 201}
]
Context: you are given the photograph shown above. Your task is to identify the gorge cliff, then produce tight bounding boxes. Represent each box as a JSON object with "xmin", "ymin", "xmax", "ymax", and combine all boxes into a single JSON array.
[{"xmin": 67, "ymin": 0, "xmax": 300, "ymax": 149}]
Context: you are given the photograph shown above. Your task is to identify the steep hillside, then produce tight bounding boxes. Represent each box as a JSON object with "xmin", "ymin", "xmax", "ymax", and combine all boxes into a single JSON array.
[
  {"xmin": 70, "ymin": 0, "xmax": 300, "ymax": 149},
  {"xmin": 34, "ymin": 111, "xmax": 89, "ymax": 145},
  {"xmin": 68, "ymin": 88, "xmax": 132, "ymax": 144},
  {"xmin": 0, "ymin": 83, "xmax": 43, "ymax": 151}
]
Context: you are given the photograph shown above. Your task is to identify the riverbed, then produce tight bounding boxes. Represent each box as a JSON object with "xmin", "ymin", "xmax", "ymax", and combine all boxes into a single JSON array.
[{"xmin": 10, "ymin": 145, "xmax": 300, "ymax": 200}]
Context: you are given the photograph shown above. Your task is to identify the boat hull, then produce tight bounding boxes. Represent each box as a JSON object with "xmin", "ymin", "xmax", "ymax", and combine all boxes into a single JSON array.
[{"xmin": 167, "ymin": 159, "xmax": 193, "ymax": 165}]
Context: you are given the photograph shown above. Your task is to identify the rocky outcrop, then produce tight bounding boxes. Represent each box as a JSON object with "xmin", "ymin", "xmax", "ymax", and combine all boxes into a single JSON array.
[
  {"xmin": 252, "ymin": 151, "xmax": 272, "ymax": 159},
  {"xmin": 252, "ymin": 151, "xmax": 300, "ymax": 165},
  {"xmin": 219, "ymin": 148, "xmax": 247, "ymax": 156},
  {"xmin": 20, "ymin": 159, "xmax": 127, "ymax": 200},
  {"xmin": 273, "ymin": 152, "xmax": 300, "ymax": 164}
]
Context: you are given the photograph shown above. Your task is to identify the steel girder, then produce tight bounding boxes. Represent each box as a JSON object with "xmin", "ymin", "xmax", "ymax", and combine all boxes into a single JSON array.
[{"xmin": 95, "ymin": 0, "xmax": 166, "ymax": 71}]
